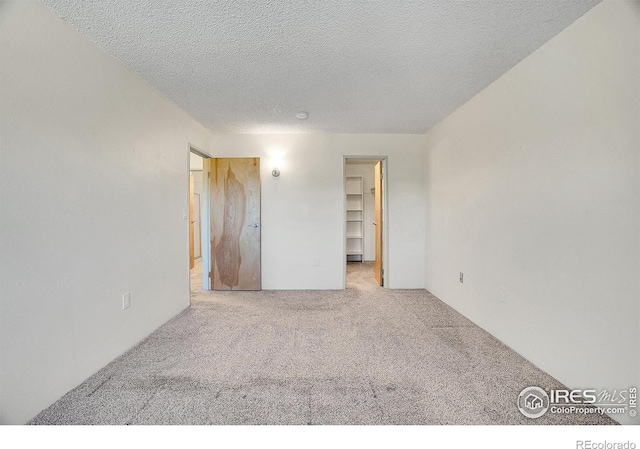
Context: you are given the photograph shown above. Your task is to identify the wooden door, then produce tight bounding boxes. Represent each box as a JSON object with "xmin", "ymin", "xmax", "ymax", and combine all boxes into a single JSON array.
[
  {"xmin": 210, "ymin": 158, "xmax": 261, "ymax": 290},
  {"xmin": 374, "ymin": 161, "xmax": 383, "ymax": 286},
  {"xmin": 189, "ymin": 173, "xmax": 195, "ymax": 269}
]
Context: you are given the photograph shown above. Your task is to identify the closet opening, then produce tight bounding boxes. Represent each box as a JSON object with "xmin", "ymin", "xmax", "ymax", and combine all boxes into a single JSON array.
[{"xmin": 344, "ymin": 157, "xmax": 387, "ymax": 288}]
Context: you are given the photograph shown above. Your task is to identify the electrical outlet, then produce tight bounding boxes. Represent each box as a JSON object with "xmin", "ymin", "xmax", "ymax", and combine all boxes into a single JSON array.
[
  {"xmin": 459, "ymin": 272, "xmax": 464, "ymax": 283},
  {"xmin": 122, "ymin": 292, "xmax": 130, "ymax": 310},
  {"xmin": 500, "ymin": 287, "xmax": 507, "ymax": 303}
]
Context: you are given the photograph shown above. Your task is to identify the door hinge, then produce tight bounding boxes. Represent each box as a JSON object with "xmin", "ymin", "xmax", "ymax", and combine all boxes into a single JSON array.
[
  {"xmin": 381, "ymin": 268, "xmax": 384, "ymax": 276},
  {"xmin": 208, "ymin": 172, "xmax": 211, "ymax": 178},
  {"xmin": 380, "ymin": 172, "xmax": 383, "ymax": 180}
]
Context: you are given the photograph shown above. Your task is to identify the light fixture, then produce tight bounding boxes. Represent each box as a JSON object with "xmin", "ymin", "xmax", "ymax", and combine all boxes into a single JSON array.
[
  {"xmin": 269, "ymin": 147, "xmax": 285, "ymax": 177},
  {"xmin": 296, "ymin": 111, "xmax": 309, "ymax": 120}
]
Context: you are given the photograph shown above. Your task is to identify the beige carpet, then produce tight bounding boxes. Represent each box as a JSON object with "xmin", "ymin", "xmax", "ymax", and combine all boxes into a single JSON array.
[{"xmin": 30, "ymin": 261, "xmax": 614, "ymax": 425}]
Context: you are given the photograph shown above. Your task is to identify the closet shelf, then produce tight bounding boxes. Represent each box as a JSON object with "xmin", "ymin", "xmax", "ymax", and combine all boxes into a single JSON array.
[{"xmin": 346, "ymin": 175, "xmax": 364, "ymax": 263}]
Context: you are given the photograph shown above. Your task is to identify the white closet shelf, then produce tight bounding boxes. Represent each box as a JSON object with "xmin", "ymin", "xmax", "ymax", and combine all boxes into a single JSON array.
[{"xmin": 346, "ymin": 175, "xmax": 364, "ymax": 263}]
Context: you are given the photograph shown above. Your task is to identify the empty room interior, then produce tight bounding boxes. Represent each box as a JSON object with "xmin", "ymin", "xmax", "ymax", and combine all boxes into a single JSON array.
[{"xmin": 0, "ymin": 0, "xmax": 638, "ymax": 426}]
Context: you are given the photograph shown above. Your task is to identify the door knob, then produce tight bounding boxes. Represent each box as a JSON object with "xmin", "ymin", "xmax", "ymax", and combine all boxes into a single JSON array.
[{"xmin": 248, "ymin": 223, "xmax": 259, "ymax": 227}]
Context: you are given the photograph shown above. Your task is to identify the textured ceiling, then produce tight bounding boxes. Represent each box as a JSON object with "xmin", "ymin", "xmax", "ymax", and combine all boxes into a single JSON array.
[{"xmin": 41, "ymin": 0, "xmax": 600, "ymax": 134}]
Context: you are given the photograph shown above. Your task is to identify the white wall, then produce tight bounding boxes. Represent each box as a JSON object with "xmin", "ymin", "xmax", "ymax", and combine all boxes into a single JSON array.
[
  {"xmin": 0, "ymin": 1, "xmax": 213, "ymax": 424},
  {"xmin": 207, "ymin": 134, "xmax": 425, "ymax": 290},
  {"xmin": 423, "ymin": 0, "xmax": 639, "ymax": 424},
  {"xmin": 189, "ymin": 152, "xmax": 204, "ymax": 171}
]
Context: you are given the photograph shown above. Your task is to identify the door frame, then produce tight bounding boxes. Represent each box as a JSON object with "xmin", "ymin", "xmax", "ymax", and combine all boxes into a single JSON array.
[
  {"xmin": 188, "ymin": 144, "xmax": 213, "ymax": 295},
  {"xmin": 342, "ymin": 156, "xmax": 389, "ymax": 289}
]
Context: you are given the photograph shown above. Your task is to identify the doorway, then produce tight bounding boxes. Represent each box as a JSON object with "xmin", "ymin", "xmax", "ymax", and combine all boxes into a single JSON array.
[
  {"xmin": 189, "ymin": 153, "xmax": 204, "ymax": 267},
  {"xmin": 189, "ymin": 150, "xmax": 206, "ymax": 299},
  {"xmin": 188, "ymin": 152, "xmax": 262, "ymax": 295},
  {"xmin": 344, "ymin": 157, "xmax": 386, "ymax": 287}
]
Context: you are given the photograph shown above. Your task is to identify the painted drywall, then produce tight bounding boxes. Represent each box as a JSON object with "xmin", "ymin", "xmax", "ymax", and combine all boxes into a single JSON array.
[
  {"xmin": 346, "ymin": 163, "xmax": 377, "ymax": 261},
  {"xmin": 207, "ymin": 134, "xmax": 425, "ymax": 290},
  {"xmin": 189, "ymin": 152, "xmax": 203, "ymax": 170},
  {"xmin": 0, "ymin": 1, "xmax": 213, "ymax": 424},
  {"xmin": 423, "ymin": 0, "xmax": 639, "ymax": 424}
]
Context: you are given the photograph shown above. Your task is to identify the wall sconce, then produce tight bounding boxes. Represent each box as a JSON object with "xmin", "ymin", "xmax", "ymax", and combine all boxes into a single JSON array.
[{"xmin": 272, "ymin": 167, "xmax": 280, "ymax": 177}]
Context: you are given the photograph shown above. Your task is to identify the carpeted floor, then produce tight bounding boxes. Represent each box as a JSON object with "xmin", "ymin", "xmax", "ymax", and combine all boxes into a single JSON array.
[{"xmin": 30, "ymin": 261, "xmax": 614, "ymax": 425}]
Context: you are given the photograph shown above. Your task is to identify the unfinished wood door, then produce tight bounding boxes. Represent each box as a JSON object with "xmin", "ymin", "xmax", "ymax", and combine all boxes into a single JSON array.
[
  {"xmin": 210, "ymin": 158, "xmax": 261, "ymax": 290},
  {"xmin": 374, "ymin": 161, "xmax": 383, "ymax": 286},
  {"xmin": 189, "ymin": 173, "xmax": 195, "ymax": 269}
]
